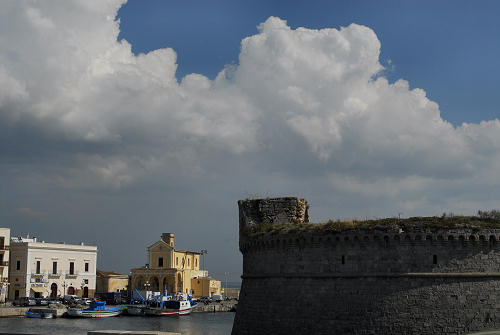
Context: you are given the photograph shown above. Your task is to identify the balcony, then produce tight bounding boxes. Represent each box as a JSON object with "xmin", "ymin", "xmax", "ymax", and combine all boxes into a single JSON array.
[
  {"xmin": 66, "ymin": 273, "xmax": 78, "ymax": 279},
  {"xmin": 0, "ymin": 261, "xmax": 8, "ymax": 266},
  {"xmin": 0, "ymin": 245, "xmax": 9, "ymax": 250},
  {"xmin": 48, "ymin": 272, "xmax": 61, "ymax": 279}
]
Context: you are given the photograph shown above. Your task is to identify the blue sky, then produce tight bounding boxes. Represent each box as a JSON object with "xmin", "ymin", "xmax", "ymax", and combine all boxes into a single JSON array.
[
  {"xmin": 117, "ymin": 0, "xmax": 500, "ymax": 125},
  {"xmin": 2, "ymin": 1, "xmax": 500, "ymax": 280}
]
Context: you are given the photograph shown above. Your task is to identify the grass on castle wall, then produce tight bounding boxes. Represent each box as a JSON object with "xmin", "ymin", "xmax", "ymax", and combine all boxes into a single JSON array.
[{"xmin": 245, "ymin": 213, "xmax": 500, "ymax": 238}]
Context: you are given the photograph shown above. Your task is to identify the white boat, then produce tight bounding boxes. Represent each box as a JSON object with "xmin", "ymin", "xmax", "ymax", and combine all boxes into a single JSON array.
[
  {"xmin": 67, "ymin": 301, "xmax": 123, "ymax": 318},
  {"xmin": 144, "ymin": 292, "xmax": 197, "ymax": 316}
]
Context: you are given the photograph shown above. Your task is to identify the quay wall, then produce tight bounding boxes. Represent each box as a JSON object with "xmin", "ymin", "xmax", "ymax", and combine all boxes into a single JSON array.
[
  {"xmin": 0, "ymin": 306, "xmax": 29, "ymax": 317},
  {"xmin": 232, "ymin": 197, "xmax": 500, "ymax": 335}
]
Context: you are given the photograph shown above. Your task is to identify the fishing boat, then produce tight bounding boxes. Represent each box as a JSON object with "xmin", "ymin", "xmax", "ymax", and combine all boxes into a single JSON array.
[
  {"xmin": 67, "ymin": 301, "xmax": 124, "ymax": 318},
  {"xmin": 144, "ymin": 292, "xmax": 197, "ymax": 316}
]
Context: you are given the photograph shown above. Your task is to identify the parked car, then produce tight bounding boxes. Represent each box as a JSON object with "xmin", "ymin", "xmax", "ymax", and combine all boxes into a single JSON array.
[
  {"xmin": 13, "ymin": 297, "xmax": 36, "ymax": 306},
  {"xmin": 48, "ymin": 298, "xmax": 62, "ymax": 305},
  {"xmin": 211, "ymin": 295, "xmax": 223, "ymax": 303},
  {"xmin": 196, "ymin": 296, "xmax": 211, "ymax": 305},
  {"xmin": 35, "ymin": 297, "xmax": 49, "ymax": 306},
  {"xmin": 62, "ymin": 295, "xmax": 80, "ymax": 305}
]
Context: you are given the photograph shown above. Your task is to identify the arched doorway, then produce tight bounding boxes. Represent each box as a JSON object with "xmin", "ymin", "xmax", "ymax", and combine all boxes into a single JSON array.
[
  {"xmin": 83, "ymin": 287, "xmax": 89, "ymax": 298},
  {"xmin": 177, "ymin": 273, "xmax": 182, "ymax": 292},
  {"xmin": 67, "ymin": 286, "xmax": 75, "ymax": 295},
  {"xmin": 151, "ymin": 277, "xmax": 160, "ymax": 291},
  {"xmin": 134, "ymin": 276, "xmax": 143, "ymax": 290},
  {"xmin": 50, "ymin": 283, "xmax": 57, "ymax": 298},
  {"xmin": 162, "ymin": 276, "xmax": 175, "ymax": 293}
]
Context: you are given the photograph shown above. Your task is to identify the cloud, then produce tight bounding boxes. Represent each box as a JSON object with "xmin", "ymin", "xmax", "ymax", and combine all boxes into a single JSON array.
[{"xmin": 1, "ymin": 2, "xmax": 500, "ymax": 219}]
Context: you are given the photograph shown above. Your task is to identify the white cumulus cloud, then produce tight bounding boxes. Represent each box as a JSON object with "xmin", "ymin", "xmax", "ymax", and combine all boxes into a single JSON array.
[{"xmin": 0, "ymin": 2, "xmax": 499, "ymax": 218}]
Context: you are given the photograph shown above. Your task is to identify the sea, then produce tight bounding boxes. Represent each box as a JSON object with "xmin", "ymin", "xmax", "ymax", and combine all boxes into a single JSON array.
[
  {"xmin": 3, "ymin": 315, "xmax": 500, "ymax": 335},
  {"xmin": 0, "ymin": 312, "xmax": 235, "ymax": 335}
]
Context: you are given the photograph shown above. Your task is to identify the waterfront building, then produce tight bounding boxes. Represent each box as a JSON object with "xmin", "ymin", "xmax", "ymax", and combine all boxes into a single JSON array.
[
  {"xmin": 130, "ymin": 233, "xmax": 221, "ymax": 297},
  {"xmin": 191, "ymin": 276, "xmax": 221, "ymax": 297},
  {"xmin": 223, "ymin": 287, "xmax": 240, "ymax": 299},
  {"xmin": 8, "ymin": 236, "xmax": 97, "ymax": 299},
  {"xmin": 0, "ymin": 228, "xmax": 10, "ymax": 302},
  {"xmin": 96, "ymin": 270, "xmax": 129, "ymax": 293}
]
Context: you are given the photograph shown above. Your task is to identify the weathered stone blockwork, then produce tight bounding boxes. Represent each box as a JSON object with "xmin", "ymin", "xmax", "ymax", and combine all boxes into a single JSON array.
[{"xmin": 232, "ymin": 197, "xmax": 500, "ymax": 335}]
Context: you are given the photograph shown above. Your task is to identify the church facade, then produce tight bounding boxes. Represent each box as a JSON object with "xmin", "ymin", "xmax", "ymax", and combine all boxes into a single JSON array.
[{"xmin": 130, "ymin": 233, "xmax": 220, "ymax": 297}]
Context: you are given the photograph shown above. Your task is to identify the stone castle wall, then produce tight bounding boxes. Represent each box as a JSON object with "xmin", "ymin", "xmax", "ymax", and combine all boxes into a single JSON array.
[{"xmin": 232, "ymin": 197, "xmax": 500, "ymax": 335}]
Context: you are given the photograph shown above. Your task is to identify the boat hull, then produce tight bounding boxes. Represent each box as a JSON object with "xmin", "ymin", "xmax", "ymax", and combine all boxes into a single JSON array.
[
  {"xmin": 67, "ymin": 308, "xmax": 122, "ymax": 318},
  {"xmin": 126, "ymin": 307, "xmax": 145, "ymax": 316},
  {"xmin": 26, "ymin": 311, "xmax": 54, "ymax": 319},
  {"xmin": 144, "ymin": 306, "xmax": 192, "ymax": 316}
]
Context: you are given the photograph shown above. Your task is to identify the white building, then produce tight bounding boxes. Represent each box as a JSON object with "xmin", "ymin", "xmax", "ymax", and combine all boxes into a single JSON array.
[
  {"xmin": 9, "ymin": 236, "xmax": 97, "ymax": 299},
  {"xmin": 0, "ymin": 228, "xmax": 10, "ymax": 302}
]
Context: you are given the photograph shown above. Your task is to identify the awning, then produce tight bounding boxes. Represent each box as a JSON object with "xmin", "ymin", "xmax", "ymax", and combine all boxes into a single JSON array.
[{"xmin": 31, "ymin": 287, "xmax": 46, "ymax": 293}]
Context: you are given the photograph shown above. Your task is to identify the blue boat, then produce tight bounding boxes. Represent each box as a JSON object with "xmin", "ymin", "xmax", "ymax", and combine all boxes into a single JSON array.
[
  {"xmin": 25, "ymin": 310, "xmax": 53, "ymax": 319},
  {"xmin": 67, "ymin": 301, "xmax": 124, "ymax": 318}
]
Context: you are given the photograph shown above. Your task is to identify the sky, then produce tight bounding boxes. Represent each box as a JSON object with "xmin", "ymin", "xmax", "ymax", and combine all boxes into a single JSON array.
[{"xmin": 1, "ymin": 0, "xmax": 500, "ymax": 282}]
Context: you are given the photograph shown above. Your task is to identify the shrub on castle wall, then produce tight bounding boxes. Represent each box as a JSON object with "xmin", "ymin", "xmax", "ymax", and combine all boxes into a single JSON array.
[{"xmin": 244, "ymin": 214, "xmax": 500, "ymax": 238}]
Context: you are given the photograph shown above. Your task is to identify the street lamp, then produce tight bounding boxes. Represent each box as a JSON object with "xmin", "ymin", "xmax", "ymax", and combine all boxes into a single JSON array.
[
  {"xmin": 224, "ymin": 272, "xmax": 229, "ymax": 298},
  {"xmin": 81, "ymin": 280, "xmax": 86, "ymax": 298},
  {"xmin": 200, "ymin": 250, "xmax": 208, "ymax": 297},
  {"xmin": 144, "ymin": 281, "xmax": 151, "ymax": 300},
  {"xmin": 200, "ymin": 250, "xmax": 208, "ymax": 274}
]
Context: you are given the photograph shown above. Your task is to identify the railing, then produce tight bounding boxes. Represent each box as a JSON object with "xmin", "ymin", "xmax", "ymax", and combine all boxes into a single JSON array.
[
  {"xmin": 0, "ymin": 261, "xmax": 8, "ymax": 266},
  {"xmin": 65, "ymin": 273, "xmax": 77, "ymax": 279},
  {"xmin": 0, "ymin": 245, "xmax": 9, "ymax": 250},
  {"xmin": 48, "ymin": 272, "xmax": 61, "ymax": 278}
]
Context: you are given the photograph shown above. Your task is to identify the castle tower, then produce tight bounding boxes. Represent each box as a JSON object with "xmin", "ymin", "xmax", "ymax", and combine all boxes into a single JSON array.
[
  {"xmin": 233, "ymin": 196, "xmax": 500, "ymax": 335},
  {"xmin": 238, "ymin": 197, "xmax": 309, "ymax": 249}
]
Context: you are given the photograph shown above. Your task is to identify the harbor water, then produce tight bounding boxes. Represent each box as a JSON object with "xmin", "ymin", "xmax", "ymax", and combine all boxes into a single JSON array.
[{"xmin": 0, "ymin": 313, "xmax": 235, "ymax": 335}]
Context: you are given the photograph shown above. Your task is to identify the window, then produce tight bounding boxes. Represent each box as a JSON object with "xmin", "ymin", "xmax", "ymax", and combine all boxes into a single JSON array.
[
  {"xmin": 341, "ymin": 255, "xmax": 345, "ymax": 265},
  {"xmin": 84, "ymin": 279, "xmax": 88, "ymax": 284},
  {"xmin": 195, "ymin": 258, "xmax": 197, "ymax": 267},
  {"xmin": 158, "ymin": 257, "xmax": 164, "ymax": 268},
  {"xmin": 36, "ymin": 261, "xmax": 41, "ymax": 274},
  {"xmin": 16, "ymin": 260, "xmax": 20, "ymax": 270},
  {"xmin": 52, "ymin": 261, "xmax": 57, "ymax": 274},
  {"xmin": 433, "ymin": 255, "xmax": 438, "ymax": 265},
  {"xmin": 188, "ymin": 259, "xmax": 190, "ymax": 267},
  {"xmin": 85, "ymin": 262, "xmax": 89, "ymax": 272},
  {"xmin": 69, "ymin": 262, "xmax": 75, "ymax": 275},
  {"xmin": 176, "ymin": 257, "xmax": 178, "ymax": 266}
]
